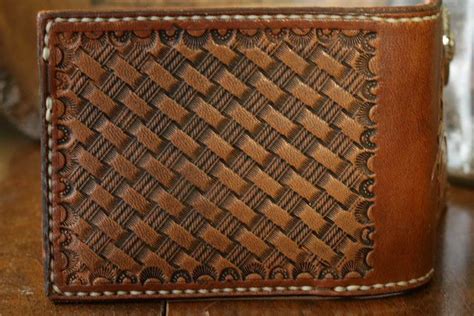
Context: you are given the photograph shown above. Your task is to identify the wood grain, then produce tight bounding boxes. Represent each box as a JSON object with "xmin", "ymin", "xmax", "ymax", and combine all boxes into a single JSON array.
[{"xmin": 0, "ymin": 118, "xmax": 472, "ymax": 314}]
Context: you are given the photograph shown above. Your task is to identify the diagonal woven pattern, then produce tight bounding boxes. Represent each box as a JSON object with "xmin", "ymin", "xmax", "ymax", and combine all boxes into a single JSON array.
[{"xmin": 51, "ymin": 27, "xmax": 377, "ymax": 287}]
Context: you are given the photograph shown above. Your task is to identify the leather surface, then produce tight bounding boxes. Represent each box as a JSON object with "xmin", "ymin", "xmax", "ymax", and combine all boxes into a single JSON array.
[
  {"xmin": 90, "ymin": 0, "xmax": 430, "ymax": 8},
  {"xmin": 38, "ymin": 0, "xmax": 445, "ymax": 301}
]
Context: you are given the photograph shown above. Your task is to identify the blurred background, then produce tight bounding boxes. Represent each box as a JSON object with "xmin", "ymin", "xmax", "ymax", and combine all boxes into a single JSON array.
[
  {"xmin": 0, "ymin": 0, "xmax": 472, "ymax": 183},
  {"xmin": 444, "ymin": 0, "xmax": 474, "ymax": 185}
]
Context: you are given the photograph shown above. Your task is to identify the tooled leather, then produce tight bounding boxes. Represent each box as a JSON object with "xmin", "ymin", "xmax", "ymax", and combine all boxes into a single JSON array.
[
  {"xmin": 48, "ymin": 24, "xmax": 377, "ymax": 290},
  {"xmin": 40, "ymin": 2, "xmax": 446, "ymax": 300}
]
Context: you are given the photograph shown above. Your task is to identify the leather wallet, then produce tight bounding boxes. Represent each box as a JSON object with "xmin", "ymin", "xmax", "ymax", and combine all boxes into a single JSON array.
[{"xmin": 38, "ymin": 0, "xmax": 450, "ymax": 301}]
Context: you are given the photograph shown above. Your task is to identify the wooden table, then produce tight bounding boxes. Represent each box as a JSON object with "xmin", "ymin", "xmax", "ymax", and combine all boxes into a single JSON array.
[{"xmin": 0, "ymin": 119, "xmax": 472, "ymax": 315}]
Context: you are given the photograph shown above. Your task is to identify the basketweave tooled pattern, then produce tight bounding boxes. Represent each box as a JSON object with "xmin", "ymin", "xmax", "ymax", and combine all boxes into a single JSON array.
[{"xmin": 51, "ymin": 27, "xmax": 377, "ymax": 287}]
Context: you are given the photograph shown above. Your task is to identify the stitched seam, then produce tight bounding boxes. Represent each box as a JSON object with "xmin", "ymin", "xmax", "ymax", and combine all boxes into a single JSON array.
[
  {"xmin": 41, "ymin": 12, "xmax": 440, "ymax": 61},
  {"xmin": 50, "ymin": 269, "xmax": 434, "ymax": 297},
  {"xmin": 43, "ymin": 12, "xmax": 438, "ymax": 297},
  {"xmin": 45, "ymin": 96, "xmax": 54, "ymax": 292}
]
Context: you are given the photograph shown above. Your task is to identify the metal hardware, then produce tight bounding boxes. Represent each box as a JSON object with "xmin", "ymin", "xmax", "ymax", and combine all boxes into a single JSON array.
[{"xmin": 442, "ymin": 7, "xmax": 456, "ymax": 84}]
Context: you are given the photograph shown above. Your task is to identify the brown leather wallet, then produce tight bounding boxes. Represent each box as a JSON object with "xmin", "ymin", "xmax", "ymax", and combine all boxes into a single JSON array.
[{"xmin": 38, "ymin": 0, "xmax": 450, "ymax": 301}]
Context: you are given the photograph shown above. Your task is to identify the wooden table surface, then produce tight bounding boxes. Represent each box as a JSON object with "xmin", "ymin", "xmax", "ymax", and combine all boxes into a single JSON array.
[{"xmin": 0, "ymin": 119, "xmax": 472, "ymax": 316}]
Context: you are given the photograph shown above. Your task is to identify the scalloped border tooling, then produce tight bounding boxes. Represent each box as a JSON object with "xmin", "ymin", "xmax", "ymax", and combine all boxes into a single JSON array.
[
  {"xmin": 41, "ymin": 12, "xmax": 440, "ymax": 61},
  {"xmin": 43, "ymin": 11, "xmax": 438, "ymax": 297},
  {"xmin": 50, "ymin": 269, "xmax": 434, "ymax": 297}
]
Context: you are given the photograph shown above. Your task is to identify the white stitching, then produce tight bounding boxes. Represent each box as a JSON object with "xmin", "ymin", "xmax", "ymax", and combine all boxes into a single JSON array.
[
  {"xmin": 49, "ymin": 269, "xmax": 434, "ymax": 297},
  {"xmin": 44, "ymin": 11, "xmax": 438, "ymax": 297},
  {"xmin": 45, "ymin": 96, "xmax": 55, "ymax": 292},
  {"xmin": 41, "ymin": 12, "xmax": 440, "ymax": 61}
]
